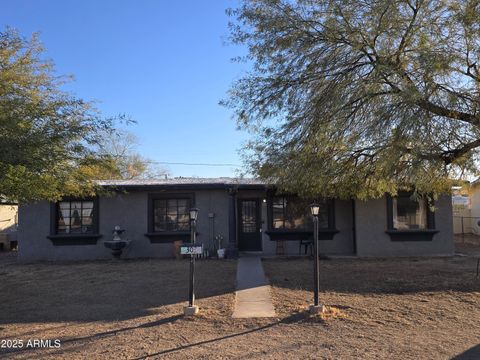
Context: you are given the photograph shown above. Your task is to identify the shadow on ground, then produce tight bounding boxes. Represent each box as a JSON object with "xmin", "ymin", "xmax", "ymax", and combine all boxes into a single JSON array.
[
  {"xmin": 0, "ymin": 258, "xmax": 236, "ymax": 324},
  {"xmin": 0, "ymin": 314, "xmax": 184, "ymax": 358},
  {"xmin": 2, "ymin": 311, "xmax": 316, "ymax": 359},
  {"xmin": 263, "ymin": 256, "xmax": 480, "ymax": 295},
  {"xmin": 452, "ymin": 344, "xmax": 480, "ymax": 359},
  {"xmin": 127, "ymin": 311, "xmax": 313, "ymax": 360}
]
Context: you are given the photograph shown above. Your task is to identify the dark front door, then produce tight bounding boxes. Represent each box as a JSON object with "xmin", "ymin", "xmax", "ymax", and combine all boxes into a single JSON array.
[{"xmin": 238, "ymin": 199, "xmax": 262, "ymax": 251}]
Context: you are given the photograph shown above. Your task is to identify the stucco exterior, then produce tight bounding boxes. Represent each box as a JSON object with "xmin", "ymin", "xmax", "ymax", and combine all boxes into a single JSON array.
[
  {"xmin": 17, "ymin": 179, "xmax": 454, "ymax": 262},
  {"xmin": 260, "ymin": 199, "xmax": 355, "ymax": 256},
  {"xmin": 0, "ymin": 204, "xmax": 17, "ymax": 233},
  {"xmin": 355, "ymin": 195, "xmax": 454, "ymax": 257},
  {"xmin": 18, "ymin": 189, "xmax": 232, "ymax": 262},
  {"xmin": 0, "ymin": 204, "xmax": 18, "ymax": 250}
]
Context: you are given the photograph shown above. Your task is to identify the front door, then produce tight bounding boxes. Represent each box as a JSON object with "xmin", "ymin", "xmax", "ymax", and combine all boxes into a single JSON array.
[{"xmin": 238, "ymin": 199, "xmax": 262, "ymax": 251}]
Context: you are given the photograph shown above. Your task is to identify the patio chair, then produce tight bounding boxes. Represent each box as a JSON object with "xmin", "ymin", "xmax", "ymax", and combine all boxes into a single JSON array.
[{"xmin": 299, "ymin": 239, "xmax": 313, "ymax": 255}]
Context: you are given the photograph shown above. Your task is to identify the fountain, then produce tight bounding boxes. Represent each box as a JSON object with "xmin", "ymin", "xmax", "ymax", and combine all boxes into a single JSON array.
[{"xmin": 104, "ymin": 226, "xmax": 130, "ymax": 258}]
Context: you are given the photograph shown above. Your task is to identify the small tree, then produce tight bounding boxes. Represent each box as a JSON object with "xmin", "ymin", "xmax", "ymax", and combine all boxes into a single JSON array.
[
  {"xmin": 225, "ymin": 0, "xmax": 480, "ymax": 199},
  {"xmin": 0, "ymin": 28, "xmax": 115, "ymax": 202}
]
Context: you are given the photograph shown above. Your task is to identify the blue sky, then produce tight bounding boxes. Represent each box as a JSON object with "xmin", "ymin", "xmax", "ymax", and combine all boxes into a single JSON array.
[{"xmin": 1, "ymin": 0, "xmax": 251, "ymax": 177}]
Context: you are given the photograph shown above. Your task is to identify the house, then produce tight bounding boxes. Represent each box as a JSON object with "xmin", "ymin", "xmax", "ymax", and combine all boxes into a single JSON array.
[
  {"xmin": 451, "ymin": 181, "xmax": 480, "ymax": 235},
  {"xmin": 17, "ymin": 177, "xmax": 454, "ymax": 262},
  {"xmin": 452, "ymin": 185, "xmax": 474, "ymax": 235},
  {"xmin": 0, "ymin": 201, "xmax": 18, "ymax": 251}
]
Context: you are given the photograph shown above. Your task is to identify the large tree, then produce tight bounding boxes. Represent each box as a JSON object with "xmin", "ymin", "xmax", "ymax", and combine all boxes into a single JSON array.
[
  {"xmin": 0, "ymin": 29, "xmax": 114, "ymax": 202},
  {"xmin": 225, "ymin": 0, "xmax": 480, "ymax": 199}
]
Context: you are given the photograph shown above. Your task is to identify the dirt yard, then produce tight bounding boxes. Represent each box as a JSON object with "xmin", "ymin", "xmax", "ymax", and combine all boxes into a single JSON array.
[
  {"xmin": 0, "ymin": 252, "xmax": 479, "ymax": 359},
  {"xmin": 263, "ymin": 256, "xmax": 480, "ymax": 359},
  {"xmin": 455, "ymin": 233, "xmax": 480, "ymax": 257}
]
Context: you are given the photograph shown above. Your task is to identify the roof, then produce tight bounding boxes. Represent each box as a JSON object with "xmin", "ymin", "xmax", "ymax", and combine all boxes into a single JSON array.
[{"xmin": 96, "ymin": 177, "xmax": 268, "ymax": 190}]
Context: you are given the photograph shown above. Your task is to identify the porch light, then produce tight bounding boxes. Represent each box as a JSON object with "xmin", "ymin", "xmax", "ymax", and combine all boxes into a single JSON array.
[
  {"xmin": 310, "ymin": 203, "xmax": 320, "ymax": 216},
  {"xmin": 189, "ymin": 208, "xmax": 199, "ymax": 222}
]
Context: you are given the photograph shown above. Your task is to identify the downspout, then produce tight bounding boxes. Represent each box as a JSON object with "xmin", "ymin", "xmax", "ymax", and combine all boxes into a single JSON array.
[
  {"xmin": 351, "ymin": 199, "xmax": 357, "ymax": 255},
  {"xmin": 227, "ymin": 186, "xmax": 238, "ymax": 258}
]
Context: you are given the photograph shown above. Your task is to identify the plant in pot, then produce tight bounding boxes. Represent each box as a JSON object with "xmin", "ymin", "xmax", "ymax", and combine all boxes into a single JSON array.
[{"xmin": 215, "ymin": 234, "xmax": 225, "ymax": 259}]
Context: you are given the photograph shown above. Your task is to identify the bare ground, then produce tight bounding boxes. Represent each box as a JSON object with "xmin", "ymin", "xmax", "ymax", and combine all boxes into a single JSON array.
[
  {"xmin": 263, "ymin": 254, "xmax": 480, "ymax": 359},
  {"xmin": 0, "ymin": 244, "xmax": 478, "ymax": 359}
]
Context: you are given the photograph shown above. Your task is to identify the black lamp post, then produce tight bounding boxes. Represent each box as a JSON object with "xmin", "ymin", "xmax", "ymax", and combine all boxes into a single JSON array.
[
  {"xmin": 188, "ymin": 208, "xmax": 199, "ymax": 308},
  {"xmin": 310, "ymin": 203, "xmax": 321, "ymax": 309}
]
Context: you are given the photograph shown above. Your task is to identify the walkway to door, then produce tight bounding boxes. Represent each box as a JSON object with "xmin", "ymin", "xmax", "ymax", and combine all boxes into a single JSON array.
[{"xmin": 232, "ymin": 256, "xmax": 276, "ymax": 318}]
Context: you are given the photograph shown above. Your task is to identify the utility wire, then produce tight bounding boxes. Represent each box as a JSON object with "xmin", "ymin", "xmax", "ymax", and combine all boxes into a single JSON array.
[{"xmin": 146, "ymin": 161, "xmax": 242, "ymax": 167}]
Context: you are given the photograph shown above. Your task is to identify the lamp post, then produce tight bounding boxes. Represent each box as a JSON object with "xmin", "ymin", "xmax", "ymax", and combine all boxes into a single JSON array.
[
  {"xmin": 184, "ymin": 207, "xmax": 199, "ymax": 316},
  {"xmin": 309, "ymin": 203, "xmax": 325, "ymax": 314}
]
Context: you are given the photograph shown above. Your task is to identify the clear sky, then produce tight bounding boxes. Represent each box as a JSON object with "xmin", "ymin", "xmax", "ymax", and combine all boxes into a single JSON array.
[{"xmin": 1, "ymin": 0, "xmax": 251, "ymax": 178}]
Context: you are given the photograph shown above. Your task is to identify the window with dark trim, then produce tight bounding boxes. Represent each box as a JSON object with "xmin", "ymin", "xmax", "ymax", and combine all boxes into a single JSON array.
[
  {"xmin": 147, "ymin": 193, "xmax": 194, "ymax": 234},
  {"xmin": 386, "ymin": 192, "xmax": 437, "ymax": 241},
  {"xmin": 153, "ymin": 198, "xmax": 191, "ymax": 232},
  {"xmin": 393, "ymin": 196, "xmax": 427, "ymax": 230},
  {"xmin": 48, "ymin": 198, "xmax": 100, "ymax": 245},
  {"xmin": 387, "ymin": 192, "xmax": 435, "ymax": 230},
  {"xmin": 56, "ymin": 200, "xmax": 96, "ymax": 234},
  {"xmin": 271, "ymin": 197, "xmax": 332, "ymax": 230}
]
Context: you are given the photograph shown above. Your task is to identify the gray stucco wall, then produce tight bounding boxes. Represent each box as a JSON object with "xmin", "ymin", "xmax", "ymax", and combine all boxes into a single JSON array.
[
  {"xmin": 18, "ymin": 189, "xmax": 231, "ymax": 262},
  {"xmin": 17, "ymin": 189, "xmax": 454, "ymax": 262},
  {"xmin": 260, "ymin": 199, "xmax": 355, "ymax": 256},
  {"xmin": 355, "ymin": 195, "xmax": 454, "ymax": 257}
]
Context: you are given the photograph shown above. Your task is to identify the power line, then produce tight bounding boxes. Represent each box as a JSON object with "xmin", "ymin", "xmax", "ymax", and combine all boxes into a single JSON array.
[{"xmin": 147, "ymin": 161, "xmax": 242, "ymax": 167}]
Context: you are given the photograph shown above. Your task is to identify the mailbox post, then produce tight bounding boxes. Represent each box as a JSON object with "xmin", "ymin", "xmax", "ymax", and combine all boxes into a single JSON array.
[{"xmin": 183, "ymin": 208, "xmax": 200, "ymax": 316}]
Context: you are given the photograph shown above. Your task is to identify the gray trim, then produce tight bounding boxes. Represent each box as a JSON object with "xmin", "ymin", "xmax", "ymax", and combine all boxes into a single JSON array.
[
  {"xmin": 102, "ymin": 183, "xmax": 268, "ymax": 193},
  {"xmin": 386, "ymin": 229, "xmax": 438, "ymax": 241},
  {"xmin": 47, "ymin": 234, "xmax": 102, "ymax": 246}
]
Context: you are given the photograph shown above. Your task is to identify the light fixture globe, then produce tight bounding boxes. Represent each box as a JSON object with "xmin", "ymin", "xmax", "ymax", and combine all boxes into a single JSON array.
[
  {"xmin": 310, "ymin": 203, "xmax": 320, "ymax": 216},
  {"xmin": 189, "ymin": 208, "xmax": 199, "ymax": 221}
]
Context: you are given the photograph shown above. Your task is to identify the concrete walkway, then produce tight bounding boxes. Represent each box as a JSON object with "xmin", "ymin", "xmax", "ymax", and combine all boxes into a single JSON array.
[{"xmin": 232, "ymin": 256, "xmax": 276, "ymax": 318}]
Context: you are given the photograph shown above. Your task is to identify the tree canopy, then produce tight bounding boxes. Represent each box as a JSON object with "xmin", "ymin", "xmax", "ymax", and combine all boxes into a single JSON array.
[
  {"xmin": 94, "ymin": 128, "xmax": 168, "ymax": 180},
  {"xmin": 0, "ymin": 28, "xmax": 116, "ymax": 202},
  {"xmin": 225, "ymin": 0, "xmax": 480, "ymax": 199}
]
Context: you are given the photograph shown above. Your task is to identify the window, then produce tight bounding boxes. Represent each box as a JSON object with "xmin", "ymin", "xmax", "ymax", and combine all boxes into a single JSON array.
[
  {"xmin": 386, "ymin": 192, "xmax": 437, "ymax": 241},
  {"xmin": 152, "ymin": 197, "xmax": 191, "ymax": 232},
  {"xmin": 271, "ymin": 197, "xmax": 330, "ymax": 230},
  {"xmin": 392, "ymin": 195, "xmax": 427, "ymax": 230},
  {"xmin": 146, "ymin": 193, "xmax": 195, "ymax": 243},
  {"xmin": 388, "ymin": 192, "xmax": 435, "ymax": 231},
  {"xmin": 56, "ymin": 200, "xmax": 95, "ymax": 234}
]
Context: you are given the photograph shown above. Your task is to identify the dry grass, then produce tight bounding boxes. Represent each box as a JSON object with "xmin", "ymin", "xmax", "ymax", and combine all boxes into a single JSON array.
[
  {"xmin": 0, "ymin": 257, "xmax": 238, "ymax": 359},
  {"xmin": 263, "ymin": 256, "xmax": 480, "ymax": 359},
  {"xmin": 0, "ymin": 252, "xmax": 479, "ymax": 359},
  {"xmin": 455, "ymin": 234, "xmax": 480, "ymax": 256}
]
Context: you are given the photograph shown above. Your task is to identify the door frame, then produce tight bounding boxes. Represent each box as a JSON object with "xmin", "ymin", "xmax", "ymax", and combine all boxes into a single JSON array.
[{"xmin": 237, "ymin": 198, "xmax": 262, "ymax": 251}]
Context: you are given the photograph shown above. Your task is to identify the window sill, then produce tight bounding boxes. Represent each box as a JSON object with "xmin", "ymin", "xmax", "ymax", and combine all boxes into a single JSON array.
[
  {"xmin": 265, "ymin": 229, "xmax": 339, "ymax": 241},
  {"xmin": 386, "ymin": 229, "xmax": 438, "ymax": 242},
  {"xmin": 47, "ymin": 234, "xmax": 102, "ymax": 246},
  {"xmin": 145, "ymin": 231, "xmax": 194, "ymax": 243}
]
